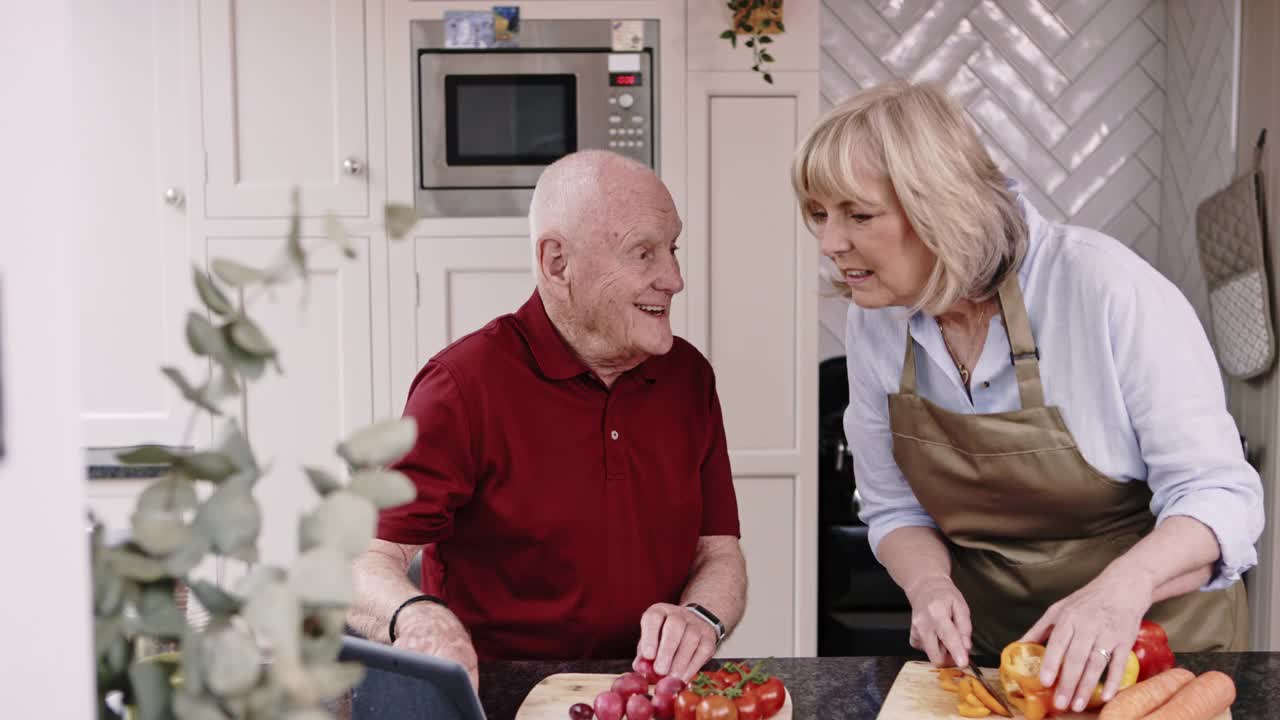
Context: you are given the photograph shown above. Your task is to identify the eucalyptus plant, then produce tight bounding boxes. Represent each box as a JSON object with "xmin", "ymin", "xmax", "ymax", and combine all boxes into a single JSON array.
[
  {"xmin": 719, "ymin": 0, "xmax": 785, "ymax": 84},
  {"xmin": 91, "ymin": 196, "xmax": 422, "ymax": 720}
]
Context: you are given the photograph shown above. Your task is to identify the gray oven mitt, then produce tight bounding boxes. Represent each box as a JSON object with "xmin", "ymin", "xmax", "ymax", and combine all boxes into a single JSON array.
[{"xmin": 1196, "ymin": 130, "xmax": 1273, "ymax": 379}]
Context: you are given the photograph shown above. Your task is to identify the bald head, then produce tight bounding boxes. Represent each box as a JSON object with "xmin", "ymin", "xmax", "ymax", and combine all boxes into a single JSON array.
[{"xmin": 529, "ymin": 150, "xmax": 676, "ymax": 263}]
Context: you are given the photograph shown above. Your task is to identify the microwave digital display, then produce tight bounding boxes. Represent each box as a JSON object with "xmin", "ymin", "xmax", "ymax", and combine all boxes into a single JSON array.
[
  {"xmin": 444, "ymin": 74, "xmax": 578, "ymax": 166},
  {"xmin": 609, "ymin": 72, "xmax": 642, "ymax": 87}
]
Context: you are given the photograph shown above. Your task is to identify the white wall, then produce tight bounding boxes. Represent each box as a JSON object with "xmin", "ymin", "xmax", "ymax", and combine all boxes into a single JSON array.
[{"xmin": 0, "ymin": 2, "xmax": 96, "ymax": 716}]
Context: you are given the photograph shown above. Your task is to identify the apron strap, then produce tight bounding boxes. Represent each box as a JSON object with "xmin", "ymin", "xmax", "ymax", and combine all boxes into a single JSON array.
[
  {"xmin": 996, "ymin": 271, "xmax": 1045, "ymax": 409},
  {"xmin": 899, "ymin": 333, "xmax": 919, "ymax": 395}
]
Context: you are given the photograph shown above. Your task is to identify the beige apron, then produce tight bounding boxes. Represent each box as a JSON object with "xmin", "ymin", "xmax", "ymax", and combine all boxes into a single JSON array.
[{"xmin": 887, "ymin": 273, "xmax": 1248, "ymax": 655}]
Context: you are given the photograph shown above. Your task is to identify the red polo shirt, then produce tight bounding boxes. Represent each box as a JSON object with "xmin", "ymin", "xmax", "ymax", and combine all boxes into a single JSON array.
[{"xmin": 377, "ymin": 291, "xmax": 740, "ymax": 660}]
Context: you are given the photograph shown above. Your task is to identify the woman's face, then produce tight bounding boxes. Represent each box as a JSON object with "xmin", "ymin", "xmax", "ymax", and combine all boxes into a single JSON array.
[{"xmin": 806, "ymin": 174, "xmax": 936, "ymax": 309}]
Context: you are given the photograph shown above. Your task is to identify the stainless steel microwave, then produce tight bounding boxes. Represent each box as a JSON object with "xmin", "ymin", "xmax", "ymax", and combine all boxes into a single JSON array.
[{"xmin": 412, "ymin": 19, "xmax": 659, "ymax": 217}]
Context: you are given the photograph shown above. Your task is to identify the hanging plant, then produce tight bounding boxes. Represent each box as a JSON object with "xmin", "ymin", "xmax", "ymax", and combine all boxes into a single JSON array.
[{"xmin": 719, "ymin": 0, "xmax": 785, "ymax": 84}]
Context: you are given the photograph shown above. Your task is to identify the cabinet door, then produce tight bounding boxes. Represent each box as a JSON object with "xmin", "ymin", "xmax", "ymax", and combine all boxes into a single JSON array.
[
  {"xmin": 206, "ymin": 237, "xmax": 373, "ymax": 565},
  {"xmin": 686, "ymin": 72, "xmax": 820, "ymax": 658},
  {"xmin": 74, "ymin": 0, "xmax": 200, "ymax": 448},
  {"xmin": 199, "ymin": 0, "xmax": 369, "ymax": 218}
]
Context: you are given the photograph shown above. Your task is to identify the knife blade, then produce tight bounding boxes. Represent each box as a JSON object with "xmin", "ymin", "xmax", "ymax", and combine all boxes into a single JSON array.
[{"xmin": 961, "ymin": 663, "xmax": 1009, "ymax": 715}]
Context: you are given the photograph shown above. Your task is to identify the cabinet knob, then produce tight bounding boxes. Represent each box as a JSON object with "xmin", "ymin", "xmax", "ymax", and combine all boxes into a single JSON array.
[
  {"xmin": 162, "ymin": 187, "xmax": 185, "ymax": 208},
  {"xmin": 342, "ymin": 157, "xmax": 364, "ymax": 176}
]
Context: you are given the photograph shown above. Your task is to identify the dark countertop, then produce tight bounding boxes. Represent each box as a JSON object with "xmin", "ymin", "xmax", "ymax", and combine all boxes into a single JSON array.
[{"xmin": 476, "ymin": 653, "xmax": 1280, "ymax": 720}]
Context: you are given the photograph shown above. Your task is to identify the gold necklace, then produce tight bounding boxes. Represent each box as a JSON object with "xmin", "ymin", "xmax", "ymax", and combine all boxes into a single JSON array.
[{"xmin": 936, "ymin": 304, "xmax": 992, "ymax": 386}]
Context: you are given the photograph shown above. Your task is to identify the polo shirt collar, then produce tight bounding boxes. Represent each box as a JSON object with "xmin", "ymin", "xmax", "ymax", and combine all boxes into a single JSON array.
[{"xmin": 515, "ymin": 291, "xmax": 662, "ymax": 383}]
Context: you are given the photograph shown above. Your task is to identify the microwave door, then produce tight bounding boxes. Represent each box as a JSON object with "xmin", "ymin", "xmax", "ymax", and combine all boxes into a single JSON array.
[{"xmin": 418, "ymin": 52, "xmax": 612, "ymax": 190}]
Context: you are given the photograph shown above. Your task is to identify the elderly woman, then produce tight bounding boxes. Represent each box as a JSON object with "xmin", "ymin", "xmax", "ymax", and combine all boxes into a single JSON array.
[{"xmin": 793, "ymin": 81, "xmax": 1261, "ymax": 712}]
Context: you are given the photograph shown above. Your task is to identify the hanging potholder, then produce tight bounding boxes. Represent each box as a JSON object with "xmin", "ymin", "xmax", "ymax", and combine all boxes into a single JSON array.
[{"xmin": 1196, "ymin": 130, "xmax": 1272, "ymax": 379}]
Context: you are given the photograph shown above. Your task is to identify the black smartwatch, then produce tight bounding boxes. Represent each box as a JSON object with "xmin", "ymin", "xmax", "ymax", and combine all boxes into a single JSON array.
[{"xmin": 684, "ymin": 602, "xmax": 726, "ymax": 645}]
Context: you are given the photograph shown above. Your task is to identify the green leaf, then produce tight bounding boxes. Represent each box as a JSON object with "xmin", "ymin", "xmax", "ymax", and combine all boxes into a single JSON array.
[
  {"xmin": 299, "ymin": 491, "xmax": 376, "ymax": 557},
  {"xmin": 288, "ymin": 546, "xmax": 355, "ymax": 607},
  {"xmin": 107, "ymin": 632, "xmax": 131, "ymax": 675},
  {"xmin": 138, "ymin": 476, "xmax": 198, "ymax": 514},
  {"xmin": 742, "ymin": 22, "xmax": 754, "ymax": 32},
  {"xmin": 245, "ymin": 683, "xmax": 286, "ymax": 719},
  {"xmin": 186, "ymin": 311, "xmax": 231, "ymax": 363},
  {"xmin": 228, "ymin": 316, "xmax": 276, "ymax": 358},
  {"xmin": 172, "ymin": 693, "xmax": 230, "ymax": 720},
  {"xmin": 161, "ymin": 366, "xmax": 223, "ymax": 416},
  {"xmin": 775, "ymin": 20, "xmax": 785, "ymax": 31},
  {"xmin": 761, "ymin": 18, "xmax": 772, "ymax": 27},
  {"xmin": 202, "ymin": 626, "xmax": 262, "ymax": 696},
  {"xmin": 305, "ymin": 466, "xmax": 343, "ymax": 497},
  {"xmin": 305, "ymin": 662, "xmax": 365, "ymax": 702},
  {"xmin": 763, "ymin": 73, "xmax": 774, "ymax": 84},
  {"xmin": 179, "ymin": 451, "xmax": 238, "ymax": 482},
  {"xmin": 211, "ymin": 258, "xmax": 268, "ymax": 288},
  {"xmin": 137, "ymin": 584, "xmax": 187, "ymax": 637},
  {"xmin": 348, "ymin": 469, "xmax": 415, "ymax": 510},
  {"xmin": 95, "ymin": 616, "xmax": 124, "ymax": 658},
  {"xmin": 95, "ymin": 566, "xmax": 128, "ymax": 615},
  {"xmin": 287, "ymin": 188, "xmax": 307, "ymax": 278},
  {"xmin": 196, "ymin": 482, "xmax": 261, "ymax": 554},
  {"xmin": 719, "ymin": 30, "xmax": 733, "ymax": 40},
  {"xmin": 745, "ymin": 38, "xmax": 754, "ymax": 48},
  {"xmin": 219, "ymin": 421, "xmax": 261, "ymax": 486},
  {"xmin": 104, "ymin": 547, "xmax": 169, "ymax": 582},
  {"xmin": 242, "ymin": 580, "xmax": 301, "ymax": 662},
  {"xmin": 222, "ymin": 330, "xmax": 268, "ymax": 380},
  {"xmin": 180, "ymin": 629, "xmax": 206, "ymax": 696},
  {"xmin": 118, "ymin": 445, "xmax": 181, "ymax": 466},
  {"xmin": 132, "ymin": 510, "xmax": 194, "ymax": 556},
  {"xmin": 384, "ymin": 204, "xmax": 418, "ymax": 240},
  {"xmin": 729, "ymin": 34, "xmax": 737, "ymax": 48},
  {"xmin": 336, "ymin": 417, "xmax": 418, "ymax": 469},
  {"xmin": 758, "ymin": 35, "xmax": 773, "ymax": 44},
  {"xmin": 194, "ymin": 267, "xmax": 235, "ymax": 317},
  {"xmin": 163, "ymin": 530, "xmax": 211, "ymax": 577},
  {"xmin": 325, "ymin": 213, "xmax": 357, "ymax": 259},
  {"xmin": 128, "ymin": 658, "xmax": 174, "ymax": 720},
  {"xmin": 761, "ymin": 51, "xmax": 774, "ymax": 62},
  {"xmin": 187, "ymin": 580, "xmax": 242, "ymax": 615}
]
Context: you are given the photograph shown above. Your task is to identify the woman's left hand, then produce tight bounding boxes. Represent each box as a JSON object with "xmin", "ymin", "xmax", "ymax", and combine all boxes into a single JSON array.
[{"xmin": 1019, "ymin": 566, "xmax": 1154, "ymax": 713}]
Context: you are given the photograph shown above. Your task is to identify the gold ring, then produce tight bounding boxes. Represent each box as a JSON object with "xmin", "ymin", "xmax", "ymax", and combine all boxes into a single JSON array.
[{"xmin": 1098, "ymin": 648, "xmax": 1112, "ymax": 661}]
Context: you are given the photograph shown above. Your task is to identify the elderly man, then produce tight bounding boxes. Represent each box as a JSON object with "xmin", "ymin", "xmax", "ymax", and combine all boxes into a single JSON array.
[{"xmin": 347, "ymin": 151, "xmax": 748, "ymax": 690}]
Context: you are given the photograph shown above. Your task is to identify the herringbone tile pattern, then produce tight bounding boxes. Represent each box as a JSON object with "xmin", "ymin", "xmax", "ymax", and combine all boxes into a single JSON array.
[{"xmin": 816, "ymin": 0, "xmax": 1236, "ymax": 356}]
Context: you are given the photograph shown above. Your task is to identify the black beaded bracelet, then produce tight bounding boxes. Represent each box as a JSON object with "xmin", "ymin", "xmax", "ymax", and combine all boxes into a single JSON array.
[{"xmin": 388, "ymin": 594, "xmax": 446, "ymax": 643}]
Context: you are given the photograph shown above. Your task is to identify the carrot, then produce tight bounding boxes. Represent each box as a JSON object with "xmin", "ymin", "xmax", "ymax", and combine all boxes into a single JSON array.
[
  {"xmin": 1098, "ymin": 667, "xmax": 1194, "ymax": 720},
  {"xmin": 1140, "ymin": 671, "xmax": 1236, "ymax": 720}
]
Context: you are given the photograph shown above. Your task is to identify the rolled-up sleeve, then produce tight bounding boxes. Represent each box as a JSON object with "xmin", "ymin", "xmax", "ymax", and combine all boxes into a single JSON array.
[
  {"xmin": 1108, "ymin": 271, "xmax": 1264, "ymax": 590},
  {"xmin": 844, "ymin": 311, "xmax": 937, "ymax": 559}
]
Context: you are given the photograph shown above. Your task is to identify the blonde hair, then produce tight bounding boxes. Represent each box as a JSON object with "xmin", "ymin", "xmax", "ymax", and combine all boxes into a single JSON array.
[{"xmin": 791, "ymin": 81, "xmax": 1027, "ymax": 315}]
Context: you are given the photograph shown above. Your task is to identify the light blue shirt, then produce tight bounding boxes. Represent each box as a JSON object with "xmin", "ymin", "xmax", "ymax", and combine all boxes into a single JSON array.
[{"xmin": 845, "ymin": 192, "xmax": 1263, "ymax": 591}]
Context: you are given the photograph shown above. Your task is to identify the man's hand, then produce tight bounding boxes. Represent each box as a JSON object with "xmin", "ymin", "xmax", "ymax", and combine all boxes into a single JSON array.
[
  {"xmin": 392, "ymin": 601, "xmax": 480, "ymax": 692},
  {"xmin": 634, "ymin": 603, "xmax": 719, "ymax": 682}
]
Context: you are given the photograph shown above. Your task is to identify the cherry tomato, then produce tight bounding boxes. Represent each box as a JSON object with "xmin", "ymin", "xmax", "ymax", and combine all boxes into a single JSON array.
[
  {"xmin": 753, "ymin": 677, "xmax": 786, "ymax": 718},
  {"xmin": 674, "ymin": 690, "xmax": 701, "ymax": 720},
  {"xmin": 695, "ymin": 695, "xmax": 739, "ymax": 720},
  {"xmin": 733, "ymin": 689, "xmax": 762, "ymax": 720},
  {"xmin": 593, "ymin": 691, "xmax": 624, "ymax": 720},
  {"xmin": 635, "ymin": 657, "xmax": 664, "ymax": 685},
  {"xmin": 568, "ymin": 702, "xmax": 594, "ymax": 719}
]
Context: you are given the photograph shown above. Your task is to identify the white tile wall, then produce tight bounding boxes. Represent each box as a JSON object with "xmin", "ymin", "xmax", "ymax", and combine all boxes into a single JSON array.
[{"xmin": 817, "ymin": 0, "xmax": 1237, "ymax": 358}]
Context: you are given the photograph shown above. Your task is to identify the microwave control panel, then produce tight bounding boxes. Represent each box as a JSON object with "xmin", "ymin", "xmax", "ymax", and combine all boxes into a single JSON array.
[{"xmin": 605, "ymin": 54, "xmax": 651, "ymax": 163}]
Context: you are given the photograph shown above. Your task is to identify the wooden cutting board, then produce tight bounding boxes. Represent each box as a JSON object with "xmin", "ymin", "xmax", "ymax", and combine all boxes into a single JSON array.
[
  {"xmin": 877, "ymin": 661, "xmax": 1231, "ymax": 719},
  {"xmin": 514, "ymin": 673, "xmax": 793, "ymax": 719}
]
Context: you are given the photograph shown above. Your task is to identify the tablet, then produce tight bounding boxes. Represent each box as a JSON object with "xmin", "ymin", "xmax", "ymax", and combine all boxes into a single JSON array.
[{"xmin": 339, "ymin": 635, "xmax": 487, "ymax": 720}]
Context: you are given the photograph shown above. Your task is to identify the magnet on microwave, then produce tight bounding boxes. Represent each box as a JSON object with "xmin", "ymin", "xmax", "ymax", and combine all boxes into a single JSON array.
[
  {"xmin": 444, "ymin": 10, "xmax": 494, "ymax": 49},
  {"xmin": 610, "ymin": 19, "xmax": 644, "ymax": 52},
  {"xmin": 492, "ymin": 6, "xmax": 519, "ymax": 46}
]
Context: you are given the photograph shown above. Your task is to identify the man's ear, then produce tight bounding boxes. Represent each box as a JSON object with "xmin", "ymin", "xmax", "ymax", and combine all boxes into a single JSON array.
[{"xmin": 536, "ymin": 233, "xmax": 569, "ymax": 286}]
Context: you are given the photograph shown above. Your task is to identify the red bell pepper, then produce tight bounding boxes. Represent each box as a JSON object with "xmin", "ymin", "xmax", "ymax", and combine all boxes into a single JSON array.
[{"xmin": 1132, "ymin": 619, "xmax": 1176, "ymax": 681}]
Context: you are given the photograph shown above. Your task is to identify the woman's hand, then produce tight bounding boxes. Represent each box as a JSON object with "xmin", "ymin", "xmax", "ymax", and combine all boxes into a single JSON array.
[
  {"xmin": 1020, "ymin": 566, "xmax": 1154, "ymax": 712},
  {"xmin": 905, "ymin": 574, "xmax": 972, "ymax": 667}
]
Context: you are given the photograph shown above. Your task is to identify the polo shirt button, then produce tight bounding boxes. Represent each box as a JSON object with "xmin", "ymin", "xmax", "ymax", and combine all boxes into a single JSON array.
[
  {"xmin": 981, "ymin": 381, "xmax": 990, "ymax": 389},
  {"xmin": 611, "ymin": 430, "xmax": 620, "ymax": 440}
]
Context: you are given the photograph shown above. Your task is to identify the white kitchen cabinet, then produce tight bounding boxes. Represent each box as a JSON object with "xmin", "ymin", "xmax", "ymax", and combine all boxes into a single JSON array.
[
  {"xmin": 204, "ymin": 236, "xmax": 376, "ymax": 566},
  {"xmin": 73, "ymin": 0, "xmax": 204, "ymax": 450},
  {"xmin": 686, "ymin": 71, "xmax": 820, "ymax": 658},
  {"xmin": 198, "ymin": 0, "xmax": 370, "ymax": 219}
]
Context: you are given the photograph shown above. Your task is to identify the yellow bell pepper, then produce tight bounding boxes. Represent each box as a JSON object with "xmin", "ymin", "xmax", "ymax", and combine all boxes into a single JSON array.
[{"xmin": 999, "ymin": 642, "xmax": 1140, "ymax": 716}]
